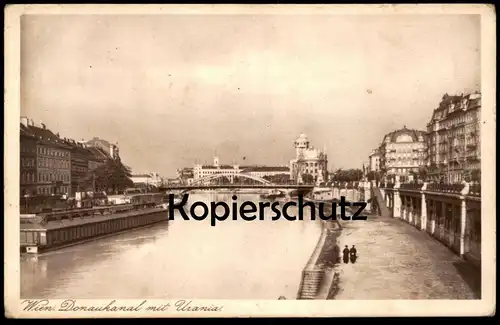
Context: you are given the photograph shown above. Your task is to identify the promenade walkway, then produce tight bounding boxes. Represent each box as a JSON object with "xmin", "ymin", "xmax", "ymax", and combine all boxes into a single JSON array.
[{"xmin": 332, "ymin": 212, "xmax": 480, "ymax": 299}]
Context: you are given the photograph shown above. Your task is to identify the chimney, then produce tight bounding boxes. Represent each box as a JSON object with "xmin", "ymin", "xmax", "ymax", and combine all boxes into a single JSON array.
[
  {"xmin": 41, "ymin": 123, "xmax": 46, "ymax": 129},
  {"xmin": 20, "ymin": 116, "xmax": 29, "ymax": 127}
]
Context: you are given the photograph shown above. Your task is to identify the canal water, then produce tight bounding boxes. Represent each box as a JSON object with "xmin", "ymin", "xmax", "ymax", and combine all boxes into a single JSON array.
[{"xmin": 21, "ymin": 193, "xmax": 321, "ymax": 299}]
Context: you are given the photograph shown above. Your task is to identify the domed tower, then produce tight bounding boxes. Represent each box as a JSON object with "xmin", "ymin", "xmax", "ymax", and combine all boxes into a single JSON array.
[{"xmin": 294, "ymin": 133, "xmax": 310, "ymax": 158}]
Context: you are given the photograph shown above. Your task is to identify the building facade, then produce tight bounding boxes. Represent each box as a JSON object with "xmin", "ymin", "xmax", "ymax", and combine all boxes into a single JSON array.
[
  {"xmin": 190, "ymin": 157, "xmax": 291, "ymax": 183},
  {"xmin": 193, "ymin": 157, "xmax": 240, "ymax": 181},
  {"xmin": 68, "ymin": 141, "xmax": 93, "ymax": 195},
  {"xmin": 176, "ymin": 167, "xmax": 194, "ymax": 184},
  {"xmin": 87, "ymin": 146, "xmax": 108, "ymax": 172},
  {"xmin": 20, "ymin": 117, "xmax": 120, "ymax": 200},
  {"xmin": 378, "ymin": 126, "xmax": 427, "ymax": 182},
  {"xmin": 289, "ymin": 133, "xmax": 328, "ymax": 184},
  {"xmin": 20, "ymin": 119, "xmax": 38, "ymax": 197},
  {"xmin": 240, "ymin": 166, "xmax": 290, "ymax": 179},
  {"xmin": 131, "ymin": 173, "xmax": 163, "ymax": 187},
  {"xmin": 426, "ymin": 93, "xmax": 481, "ymax": 183},
  {"xmin": 23, "ymin": 122, "xmax": 73, "ymax": 196},
  {"xmin": 368, "ymin": 149, "xmax": 381, "ymax": 172},
  {"xmin": 86, "ymin": 137, "xmax": 120, "ymax": 160}
]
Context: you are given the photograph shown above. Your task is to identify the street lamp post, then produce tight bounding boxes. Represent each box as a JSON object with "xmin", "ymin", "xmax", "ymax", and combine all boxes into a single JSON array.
[{"xmin": 24, "ymin": 194, "xmax": 30, "ymax": 213}]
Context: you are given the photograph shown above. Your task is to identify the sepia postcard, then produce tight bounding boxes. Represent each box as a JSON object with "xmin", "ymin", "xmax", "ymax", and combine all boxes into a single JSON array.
[{"xmin": 4, "ymin": 4, "xmax": 496, "ymax": 318}]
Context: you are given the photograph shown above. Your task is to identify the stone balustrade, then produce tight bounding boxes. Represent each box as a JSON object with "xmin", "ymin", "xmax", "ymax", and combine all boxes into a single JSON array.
[
  {"xmin": 400, "ymin": 183, "xmax": 423, "ymax": 190},
  {"xmin": 426, "ymin": 183, "xmax": 465, "ymax": 195},
  {"xmin": 378, "ymin": 180, "xmax": 481, "ymax": 268}
]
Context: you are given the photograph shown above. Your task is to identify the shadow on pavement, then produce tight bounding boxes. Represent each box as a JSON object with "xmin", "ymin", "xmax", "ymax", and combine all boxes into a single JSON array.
[{"xmin": 452, "ymin": 260, "xmax": 481, "ymax": 299}]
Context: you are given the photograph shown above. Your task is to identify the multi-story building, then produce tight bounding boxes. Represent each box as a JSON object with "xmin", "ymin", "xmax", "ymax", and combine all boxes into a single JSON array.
[
  {"xmin": 193, "ymin": 157, "xmax": 241, "ymax": 181},
  {"xmin": 20, "ymin": 118, "xmax": 38, "ymax": 197},
  {"xmin": 176, "ymin": 167, "xmax": 194, "ymax": 184},
  {"xmin": 22, "ymin": 121, "xmax": 73, "ymax": 196},
  {"xmin": 368, "ymin": 149, "xmax": 381, "ymax": 172},
  {"xmin": 131, "ymin": 172, "xmax": 163, "ymax": 187},
  {"xmin": 289, "ymin": 133, "xmax": 328, "ymax": 184},
  {"xmin": 190, "ymin": 156, "xmax": 291, "ymax": 183},
  {"xmin": 426, "ymin": 93, "xmax": 481, "ymax": 183},
  {"xmin": 378, "ymin": 126, "xmax": 427, "ymax": 182},
  {"xmin": 86, "ymin": 136, "xmax": 120, "ymax": 160},
  {"xmin": 240, "ymin": 166, "xmax": 290, "ymax": 179},
  {"xmin": 67, "ymin": 140, "xmax": 93, "ymax": 195},
  {"xmin": 19, "ymin": 117, "xmax": 133, "ymax": 200},
  {"xmin": 87, "ymin": 146, "xmax": 108, "ymax": 171}
]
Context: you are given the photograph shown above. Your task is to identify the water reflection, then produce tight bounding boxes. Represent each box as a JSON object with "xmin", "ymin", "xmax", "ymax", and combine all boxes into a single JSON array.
[{"xmin": 21, "ymin": 193, "xmax": 321, "ymax": 299}]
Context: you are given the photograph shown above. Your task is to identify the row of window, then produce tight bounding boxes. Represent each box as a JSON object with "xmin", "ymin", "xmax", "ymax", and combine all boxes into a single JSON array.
[
  {"xmin": 36, "ymin": 186, "xmax": 70, "ymax": 195},
  {"xmin": 436, "ymin": 146, "xmax": 480, "ymax": 157},
  {"xmin": 388, "ymin": 168, "xmax": 419, "ymax": 174},
  {"xmin": 37, "ymin": 146, "xmax": 70, "ymax": 158},
  {"xmin": 196, "ymin": 170, "xmax": 239, "ymax": 178},
  {"xmin": 304, "ymin": 168, "xmax": 319, "ymax": 175},
  {"xmin": 21, "ymin": 158, "xmax": 36, "ymax": 168},
  {"xmin": 440, "ymin": 111, "xmax": 479, "ymax": 130},
  {"xmin": 385, "ymin": 153, "xmax": 425, "ymax": 159},
  {"xmin": 385, "ymin": 144, "xmax": 425, "ymax": 151},
  {"xmin": 73, "ymin": 166, "xmax": 88, "ymax": 173},
  {"xmin": 38, "ymin": 171, "xmax": 70, "ymax": 183},
  {"xmin": 38, "ymin": 157, "xmax": 70, "ymax": 169},
  {"xmin": 430, "ymin": 123, "xmax": 479, "ymax": 139},
  {"xmin": 434, "ymin": 152, "xmax": 480, "ymax": 163},
  {"xmin": 21, "ymin": 172, "xmax": 35, "ymax": 184},
  {"xmin": 386, "ymin": 160, "xmax": 425, "ymax": 166},
  {"xmin": 20, "ymin": 146, "xmax": 36, "ymax": 153}
]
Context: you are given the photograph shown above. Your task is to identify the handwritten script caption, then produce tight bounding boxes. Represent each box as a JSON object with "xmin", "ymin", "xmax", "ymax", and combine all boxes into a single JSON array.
[{"xmin": 22, "ymin": 299, "xmax": 224, "ymax": 313}]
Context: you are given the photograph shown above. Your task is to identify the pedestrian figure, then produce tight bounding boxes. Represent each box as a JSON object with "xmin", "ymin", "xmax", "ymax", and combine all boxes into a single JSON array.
[
  {"xmin": 342, "ymin": 245, "xmax": 350, "ymax": 264},
  {"xmin": 349, "ymin": 245, "xmax": 357, "ymax": 264}
]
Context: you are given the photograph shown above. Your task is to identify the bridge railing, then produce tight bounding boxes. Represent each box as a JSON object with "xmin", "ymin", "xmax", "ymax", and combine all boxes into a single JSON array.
[{"xmin": 163, "ymin": 184, "xmax": 314, "ymax": 189}]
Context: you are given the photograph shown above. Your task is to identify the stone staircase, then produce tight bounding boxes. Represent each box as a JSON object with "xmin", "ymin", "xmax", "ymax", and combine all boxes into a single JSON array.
[
  {"xmin": 297, "ymin": 269, "xmax": 325, "ymax": 299},
  {"xmin": 372, "ymin": 187, "xmax": 392, "ymax": 218}
]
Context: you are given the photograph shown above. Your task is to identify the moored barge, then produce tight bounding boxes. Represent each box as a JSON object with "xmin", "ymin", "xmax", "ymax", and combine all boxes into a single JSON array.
[{"xmin": 20, "ymin": 192, "xmax": 177, "ymax": 254}]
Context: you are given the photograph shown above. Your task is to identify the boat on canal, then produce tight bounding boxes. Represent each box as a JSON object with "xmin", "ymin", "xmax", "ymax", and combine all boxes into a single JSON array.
[
  {"xmin": 260, "ymin": 189, "xmax": 286, "ymax": 201},
  {"xmin": 19, "ymin": 191, "xmax": 183, "ymax": 254}
]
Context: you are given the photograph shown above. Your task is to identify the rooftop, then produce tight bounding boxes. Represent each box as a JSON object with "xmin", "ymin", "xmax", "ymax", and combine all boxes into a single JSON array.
[
  {"xmin": 295, "ymin": 132, "xmax": 309, "ymax": 143},
  {"xmin": 382, "ymin": 126, "xmax": 426, "ymax": 143},
  {"xmin": 429, "ymin": 92, "xmax": 482, "ymax": 123}
]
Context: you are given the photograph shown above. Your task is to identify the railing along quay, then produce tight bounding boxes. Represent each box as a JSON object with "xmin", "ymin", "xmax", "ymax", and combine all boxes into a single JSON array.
[
  {"xmin": 21, "ymin": 203, "xmax": 162, "ymax": 225},
  {"xmin": 377, "ymin": 181, "xmax": 481, "ymax": 267}
]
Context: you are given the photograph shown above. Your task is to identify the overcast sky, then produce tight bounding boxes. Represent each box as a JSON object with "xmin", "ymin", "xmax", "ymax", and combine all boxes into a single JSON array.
[{"xmin": 21, "ymin": 14, "xmax": 480, "ymax": 177}]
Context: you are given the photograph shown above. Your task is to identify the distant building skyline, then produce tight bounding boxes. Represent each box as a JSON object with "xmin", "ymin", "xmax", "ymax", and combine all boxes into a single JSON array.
[{"xmin": 21, "ymin": 14, "xmax": 480, "ymax": 177}]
